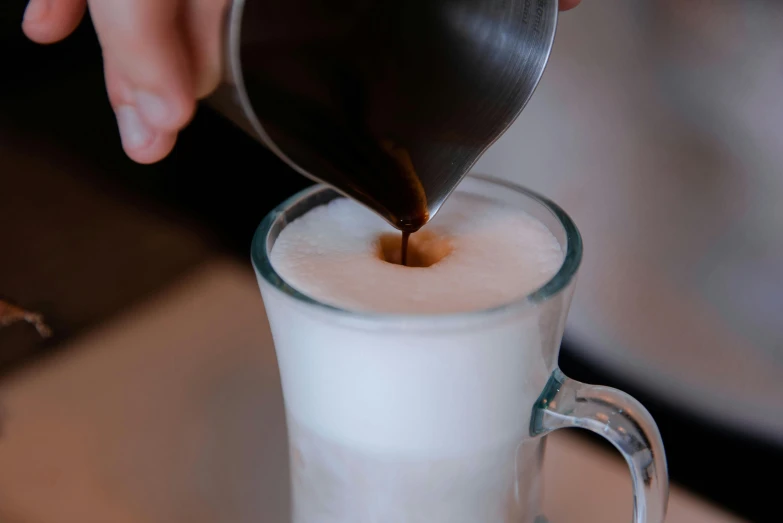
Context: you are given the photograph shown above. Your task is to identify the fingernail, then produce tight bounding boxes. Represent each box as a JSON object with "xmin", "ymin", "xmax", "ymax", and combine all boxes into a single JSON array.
[
  {"xmin": 23, "ymin": 0, "xmax": 48, "ymax": 23},
  {"xmin": 116, "ymin": 105, "xmax": 153, "ymax": 150},
  {"xmin": 135, "ymin": 91, "xmax": 172, "ymax": 128}
]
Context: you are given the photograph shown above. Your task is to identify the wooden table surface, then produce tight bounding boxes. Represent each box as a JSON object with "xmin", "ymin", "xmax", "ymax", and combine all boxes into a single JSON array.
[{"xmin": 0, "ymin": 260, "xmax": 743, "ymax": 523}]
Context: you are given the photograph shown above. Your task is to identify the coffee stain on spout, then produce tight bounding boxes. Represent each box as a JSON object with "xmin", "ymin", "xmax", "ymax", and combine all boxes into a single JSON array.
[{"xmin": 380, "ymin": 139, "xmax": 430, "ymax": 232}]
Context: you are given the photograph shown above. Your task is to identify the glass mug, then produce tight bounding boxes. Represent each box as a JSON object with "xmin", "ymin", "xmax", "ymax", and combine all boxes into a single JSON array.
[{"xmin": 251, "ymin": 175, "xmax": 668, "ymax": 523}]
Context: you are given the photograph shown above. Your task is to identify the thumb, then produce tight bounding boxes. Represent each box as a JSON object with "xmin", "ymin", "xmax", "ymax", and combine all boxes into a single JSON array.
[{"xmin": 88, "ymin": 0, "xmax": 195, "ymax": 161}]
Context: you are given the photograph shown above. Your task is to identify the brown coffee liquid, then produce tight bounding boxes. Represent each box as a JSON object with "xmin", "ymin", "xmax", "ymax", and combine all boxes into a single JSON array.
[
  {"xmin": 381, "ymin": 142, "xmax": 422, "ymax": 267},
  {"xmin": 378, "ymin": 230, "xmax": 452, "ymax": 268},
  {"xmin": 400, "ymin": 231, "xmax": 411, "ymax": 266}
]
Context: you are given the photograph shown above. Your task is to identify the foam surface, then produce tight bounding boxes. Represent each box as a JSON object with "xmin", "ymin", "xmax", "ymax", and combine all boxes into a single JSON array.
[{"xmin": 270, "ymin": 192, "xmax": 564, "ymax": 314}]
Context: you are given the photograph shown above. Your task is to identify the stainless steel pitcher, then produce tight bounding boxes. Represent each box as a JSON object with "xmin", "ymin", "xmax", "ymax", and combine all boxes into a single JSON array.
[{"xmin": 209, "ymin": 0, "xmax": 559, "ymax": 230}]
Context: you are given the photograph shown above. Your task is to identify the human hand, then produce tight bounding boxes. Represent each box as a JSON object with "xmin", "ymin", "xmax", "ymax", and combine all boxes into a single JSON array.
[
  {"xmin": 22, "ymin": 0, "xmax": 229, "ymax": 164},
  {"xmin": 22, "ymin": 0, "xmax": 581, "ymax": 165}
]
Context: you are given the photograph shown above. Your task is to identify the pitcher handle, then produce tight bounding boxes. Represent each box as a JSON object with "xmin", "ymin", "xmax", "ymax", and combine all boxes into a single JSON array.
[{"xmin": 531, "ymin": 369, "xmax": 669, "ymax": 523}]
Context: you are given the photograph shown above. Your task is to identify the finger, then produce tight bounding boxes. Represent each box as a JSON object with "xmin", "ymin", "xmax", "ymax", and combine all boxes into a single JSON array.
[
  {"xmin": 116, "ymin": 105, "xmax": 178, "ymax": 164},
  {"xmin": 22, "ymin": 0, "xmax": 88, "ymax": 44},
  {"xmin": 104, "ymin": 57, "xmax": 178, "ymax": 163},
  {"xmin": 559, "ymin": 0, "xmax": 581, "ymax": 11},
  {"xmin": 88, "ymin": 0, "xmax": 195, "ymax": 132},
  {"xmin": 121, "ymin": 125, "xmax": 178, "ymax": 164},
  {"xmin": 182, "ymin": 0, "xmax": 230, "ymax": 99}
]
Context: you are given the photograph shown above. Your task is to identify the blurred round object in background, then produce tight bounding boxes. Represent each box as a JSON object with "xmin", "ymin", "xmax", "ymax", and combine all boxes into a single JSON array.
[
  {"xmin": 646, "ymin": 0, "xmax": 783, "ymax": 364},
  {"xmin": 474, "ymin": 0, "xmax": 783, "ymax": 444}
]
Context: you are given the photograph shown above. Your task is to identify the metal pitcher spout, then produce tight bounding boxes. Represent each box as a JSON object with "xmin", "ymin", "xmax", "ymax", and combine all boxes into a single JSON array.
[{"xmin": 208, "ymin": 0, "xmax": 559, "ymax": 231}]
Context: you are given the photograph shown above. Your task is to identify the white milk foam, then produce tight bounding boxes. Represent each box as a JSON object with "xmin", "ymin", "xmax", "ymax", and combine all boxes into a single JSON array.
[
  {"xmin": 270, "ymin": 192, "xmax": 563, "ymax": 314},
  {"xmin": 261, "ymin": 189, "xmax": 566, "ymax": 522}
]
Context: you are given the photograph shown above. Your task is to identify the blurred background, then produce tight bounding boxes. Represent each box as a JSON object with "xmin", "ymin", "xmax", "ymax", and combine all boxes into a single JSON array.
[{"xmin": 1, "ymin": 1, "xmax": 781, "ymax": 522}]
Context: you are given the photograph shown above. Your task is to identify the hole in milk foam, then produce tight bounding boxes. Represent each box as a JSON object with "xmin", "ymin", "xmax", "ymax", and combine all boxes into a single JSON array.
[{"xmin": 376, "ymin": 230, "xmax": 453, "ymax": 267}]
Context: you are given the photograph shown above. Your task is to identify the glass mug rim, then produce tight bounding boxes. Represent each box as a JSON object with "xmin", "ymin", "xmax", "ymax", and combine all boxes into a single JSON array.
[{"xmin": 251, "ymin": 173, "xmax": 583, "ymax": 324}]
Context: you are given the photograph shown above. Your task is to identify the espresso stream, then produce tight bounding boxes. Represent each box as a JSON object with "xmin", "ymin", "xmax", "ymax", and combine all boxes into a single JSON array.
[{"xmin": 400, "ymin": 231, "xmax": 411, "ymax": 266}]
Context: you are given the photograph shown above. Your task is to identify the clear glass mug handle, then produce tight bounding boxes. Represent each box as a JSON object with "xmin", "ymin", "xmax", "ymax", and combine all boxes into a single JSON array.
[{"xmin": 531, "ymin": 369, "xmax": 669, "ymax": 523}]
